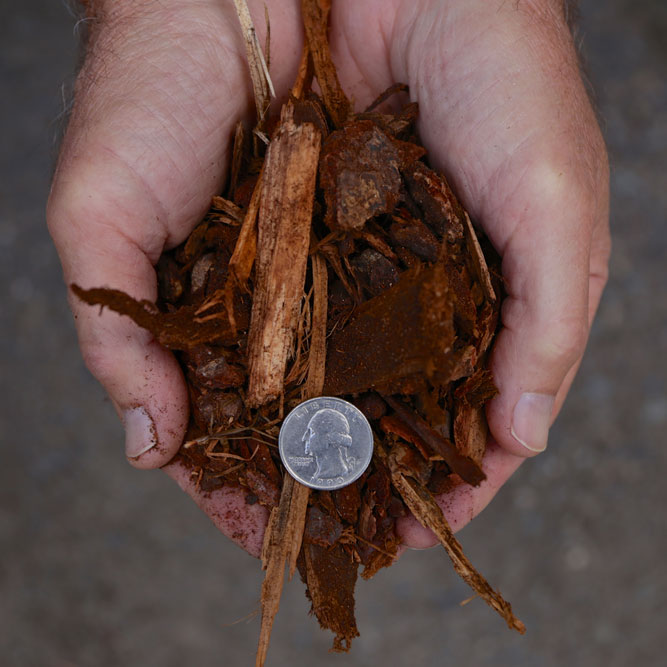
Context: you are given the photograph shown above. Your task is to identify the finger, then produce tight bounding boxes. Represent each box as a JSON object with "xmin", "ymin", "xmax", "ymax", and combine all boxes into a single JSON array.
[
  {"xmin": 47, "ymin": 4, "xmax": 253, "ymax": 469},
  {"xmin": 48, "ymin": 153, "xmax": 191, "ymax": 469},
  {"xmin": 397, "ymin": 442, "xmax": 524, "ymax": 549},
  {"xmin": 484, "ymin": 177, "xmax": 593, "ymax": 457},
  {"xmin": 485, "ymin": 140, "xmax": 610, "ymax": 457},
  {"xmin": 389, "ymin": 3, "xmax": 610, "ymax": 457},
  {"xmin": 163, "ymin": 460, "xmax": 268, "ymax": 557}
]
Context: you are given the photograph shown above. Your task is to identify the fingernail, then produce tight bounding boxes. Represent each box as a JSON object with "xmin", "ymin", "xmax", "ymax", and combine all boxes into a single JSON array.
[
  {"xmin": 123, "ymin": 406, "xmax": 158, "ymax": 459},
  {"xmin": 511, "ymin": 393, "xmax": 555, "ymax": 453}
]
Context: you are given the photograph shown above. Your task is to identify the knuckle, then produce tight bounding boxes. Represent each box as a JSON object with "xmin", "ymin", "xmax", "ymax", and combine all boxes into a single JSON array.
[
  {"xmin": 47, "ymin": 159, "xmax": 105, "ymax": 241},
  {"xmin": 79, "ymin": 341, "xmax": 120, "ymax": 390},
  {"xmin": 540, "ymin": 317, "xmax": 588, "ymax": 368},
  {"xmin": 522, "ymin": 161, "xmax": 586, "ymax": 210}
]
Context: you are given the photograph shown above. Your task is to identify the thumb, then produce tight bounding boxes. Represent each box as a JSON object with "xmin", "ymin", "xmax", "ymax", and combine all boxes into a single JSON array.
[
  {"xmin": 48, "ymin": 152, "xmax": 189, "ymax": 470},
  {"xmin": 484, "ymin": 164, "xmax": 595, "ymax": 457}
]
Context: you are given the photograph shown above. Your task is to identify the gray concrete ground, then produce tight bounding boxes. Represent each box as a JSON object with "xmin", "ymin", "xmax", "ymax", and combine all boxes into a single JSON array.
[{"xmin": 1, "ymin": 1, "xmax": 665, "ymax": 665}]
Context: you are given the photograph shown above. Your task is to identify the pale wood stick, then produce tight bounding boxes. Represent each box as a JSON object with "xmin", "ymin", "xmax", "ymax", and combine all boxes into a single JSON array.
[
  {"xmin": 232, "ymin": 0, "xmax": 275, "ymax": 124},
  {"xmin": 377, "ymin": 441, "xmax": 525, "ymax": 634},
  {"xmin": 256, "ymin": 475, "xmax": 310, "ymax": 666},
  {"xmin": 303, "ymin": 252, "xmax": 328, "ymax": 401},
  {"xmin": 246, "ymin": 107, "xmax": 321, "ymax": 407}
]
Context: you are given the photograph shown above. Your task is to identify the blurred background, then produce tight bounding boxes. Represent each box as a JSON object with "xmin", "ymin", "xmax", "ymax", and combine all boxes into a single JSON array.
[{"xmin": 1, "ymin": 0, "xmax": 665, "ymax": 665}]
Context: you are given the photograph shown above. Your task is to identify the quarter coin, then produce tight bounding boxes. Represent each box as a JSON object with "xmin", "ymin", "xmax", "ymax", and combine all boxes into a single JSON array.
[{"xmin": 279, "ymin": 397, "xmax": 373, "ymax": 491}]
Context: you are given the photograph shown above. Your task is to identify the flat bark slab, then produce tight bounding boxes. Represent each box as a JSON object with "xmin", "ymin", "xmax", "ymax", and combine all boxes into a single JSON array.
[
  {"xmin": 301, "ymin": 541, "xmax": 360, "ymax": 652},
  {"xmin": 323, "ymin": 262, "xmax": 455, "ymax": 396}
]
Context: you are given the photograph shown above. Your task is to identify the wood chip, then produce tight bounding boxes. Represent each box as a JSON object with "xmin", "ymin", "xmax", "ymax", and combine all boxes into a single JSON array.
[
  {"xmin": 228, "ymin": 170, "xmax": 262, "ymax": 291},
  {"xmin": 453, "ymin": 369, "xmax": 499, "ymax": 464},
  {"xmin": 300, "ymin": 0, "xmax": 350, "ymax": 128},
  {"xmin": 301, "ymin": 542, "xmax": 360, "ymax": 652},
  {"xmin": 323, "ymin": 262, "xmax": 455, "ymax": 396},
  {"xmin": 462, "ymin": 211, "xmax": 496, "ymax": 302},
  {"xmin": 210, "ymin": 196, "xmax": 243, "ymax": 223},
  {"xmin": 257, "ymin": 475, "xmax": 310, "ymax": 667},
  {"xmin": 384, "ymin": 394, "xmax": 486, "ymax": 487},
  {"xmin": 303, "ymin": 252, "xmax": 328, "ymax": 400},
  {"xmin": 246, "ymin": 108, "xmax": 321, "ymax": 407},
  {"xmin": 377, "ymin": 442, "xmax": 525, "ymax": 634},
  {"xmin": 232, "ymin": 0, "xmax": 274, "ymax": 125}
]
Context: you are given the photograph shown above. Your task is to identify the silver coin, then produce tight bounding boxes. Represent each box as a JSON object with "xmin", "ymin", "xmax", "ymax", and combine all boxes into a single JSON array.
[{"xmin": 279, "ymin": 397, "xmax": 373, "ymax": 491}]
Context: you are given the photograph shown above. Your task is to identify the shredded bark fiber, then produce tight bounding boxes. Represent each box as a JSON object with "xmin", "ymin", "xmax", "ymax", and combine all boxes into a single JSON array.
[{"xmin": 72, "ymin": 1, "xmax": 524, "ymax": 662}]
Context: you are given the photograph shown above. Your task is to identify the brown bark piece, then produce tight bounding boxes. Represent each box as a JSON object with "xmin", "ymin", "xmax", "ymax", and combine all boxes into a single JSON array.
[
  {"xmin": 389, "ymin": 213, "xmax": 440, "ymax": 263},
  {"xmin": 302, "ymin": 542, "xmax": 360, "ymax": 652},
  {"xmin": 404, "ymin": 161, "xmax": 465, "ymax": 242},
  {"xmin": 462, "ymin": 211, "xmax": 496, "ymax": 302},
  {"xmin": 453, "ymin": 404, "xmax": 489, "ymax": 466},
  {"xmin": 388, "ymin": 439, "xmax": 432, "ymax": 487},
  {"xmin": 210, "ymin": 195, "xmax": 243, "ymax": 223},
  {"xmin": 379, "ymin": 415, "xmax": 431, "ymax": 461},
  {"xmin": 383, "ymin": 395, "xmax": 486, "ymax": 487},
  {"xmin": 323, "ymin": 262, "xmax": 455, "ymax": 396},
  {"xmin": 350, "ymin": 248, "xmax": 399, "ymax": 297},
  {"xmin": 333, "ymin": 481, "xmax": 361, "ymax": 525},
  {"xmin": 453, "ymin": 369, "xmax": 498, "ymax": 464},
  {"xmin": 246, "ymin": 111, "xmax": 321, "ymax": 407},
  {"xmin": 303, "ymin": 252, "xmax": 328, "ymax": 400},
  {"xmin": 304, "ymin": 505, "xmax": 344, "ymax": 548},
  {"xmin": 320, "ymin": 120, "xmax": 424, "ymax": 232},
  {"xmin": 245, "ymin": 467, "xmax": 281, "ymax": 508},
  {"xmin": 300, "ymin": 0, "xmax": 350, "ymax": 128},
  {"xmin": 70, "ymin": 285, "xmax": 246, "ymax": 349}
]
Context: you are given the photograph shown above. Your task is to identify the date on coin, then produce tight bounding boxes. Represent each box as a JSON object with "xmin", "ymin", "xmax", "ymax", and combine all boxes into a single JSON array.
[{"xmin": 279, "ymin": 397, "xmax": 374, "ymax": 491}]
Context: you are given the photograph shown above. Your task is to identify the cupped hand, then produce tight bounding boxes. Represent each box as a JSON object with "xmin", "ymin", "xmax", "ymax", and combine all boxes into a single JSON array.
[{"xmin": 47, "ymin": 0, "xmax": 609, "ymax": 555}]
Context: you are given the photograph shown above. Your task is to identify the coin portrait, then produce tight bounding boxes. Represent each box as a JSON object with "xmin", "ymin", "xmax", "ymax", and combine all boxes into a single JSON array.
[
  {"xmin": 303, "ymin": 408, "xmax": 353, "ymax": 480},
  {"xmin": 279, "ymin": 397, "xmax": 373, "ymax": 491}
]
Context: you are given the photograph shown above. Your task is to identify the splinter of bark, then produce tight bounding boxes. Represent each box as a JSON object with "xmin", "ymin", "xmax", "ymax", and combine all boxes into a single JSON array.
[
  {"xmin": 377, "ymin": 443, "xmax": 525, "ymax": 634},
  {"xmin": 364, "ymin": 83, "xmax": 409, "ymax": 113},
  {"xmin": 462, "ymin": 211, "xmax": 496, "ymax": 302},
  {"xmin": 291, "ymin": 43, "xmax": 313, "ymax": 100},
  {"xmin": 303, "ymin": 252, "xmax": 328, "ymax": 400},
  {"xmin": 246, "ymin": 107, "xmax": 321, "ymax": 407},
  {"xmin": 301, "ymin": 0, "xmax": 350, "ymax": 127},
  {"xmin": 232, "ymin": 0, "xmax": 275, "ymax": 126},
  {"xmin": 257, "ymin": 474, "xmax": 310, "ymax": 667},
  {"xmin": 228, "ymin": 121, "xmax": 245, "ymax": 201},
  {"xmin": 228, "ymin": 169, "xmax": 263, "ymax": 290},
  {"xmin": 383, "ymin": 394, "xmax": 486, "ymax": 487},
  {"xmin": 211, "ymin": 195, "xmax": 243, "ymax": 223},
  {"xmin": 286, "ymin": 482, "xmax": 310, "ymax": 579}
]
